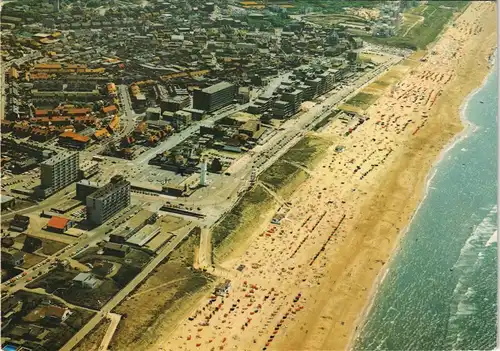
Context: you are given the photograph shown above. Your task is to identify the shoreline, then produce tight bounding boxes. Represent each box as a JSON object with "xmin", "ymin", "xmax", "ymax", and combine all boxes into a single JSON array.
[
  {"xmin": 149, "ymin": 3, "xmax": 497, "ymax": 350},
  {"xmin": 348, "ymin": 50, "xmax": 498, "ymax": 350}
]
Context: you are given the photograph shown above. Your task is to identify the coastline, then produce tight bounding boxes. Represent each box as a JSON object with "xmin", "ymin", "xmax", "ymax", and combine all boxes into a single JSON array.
[
  {"xmin": 349, "ymin": 48, "xmax": 498, "ymax": 350},
  {"xmin": 278, "ymin": 3, "xmax": 499, "ymax": 351},
  {"xmin": 149, "ymin": 3, "xmax": 498, "ymax": 351}
]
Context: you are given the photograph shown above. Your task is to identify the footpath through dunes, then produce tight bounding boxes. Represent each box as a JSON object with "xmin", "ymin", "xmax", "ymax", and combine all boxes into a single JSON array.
[{"xmin": 148, "ymin": 3, "xmax": 497, "ymax": 351}]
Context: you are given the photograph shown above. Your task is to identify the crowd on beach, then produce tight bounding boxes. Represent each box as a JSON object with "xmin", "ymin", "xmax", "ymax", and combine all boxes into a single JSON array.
[{"xmin": 157, "ymin": 3, "xmax": 494, "ymax": 350}]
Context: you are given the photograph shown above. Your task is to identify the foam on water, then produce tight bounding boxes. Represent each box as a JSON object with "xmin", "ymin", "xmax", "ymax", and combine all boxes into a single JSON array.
[
  {"xmin": 446, "ymin": 206, "xmax": 497, "ymax": 348},
  {"xmin": 452, "ymin": 205, "xmax": 497, "ymax": 270},
  {"xmin": 355, "ymin": 57, "xmax": 497, "ymax": 351},
  {"xmin": 485, "ymin": 230, "xmax": 498, "ymax": 247}
]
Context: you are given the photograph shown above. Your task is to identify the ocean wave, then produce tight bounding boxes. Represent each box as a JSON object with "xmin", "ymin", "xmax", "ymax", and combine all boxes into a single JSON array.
[
  {"xmin": 453, "ymin": 205, "xmax": 497, "ymax": 270},
  {"xmin": 485, "ymin": 230, "xmax": 497, "ymax": 247},
  {"xmin": 445, "ymin": 205, "xmax": 497, "ymax": 348}
]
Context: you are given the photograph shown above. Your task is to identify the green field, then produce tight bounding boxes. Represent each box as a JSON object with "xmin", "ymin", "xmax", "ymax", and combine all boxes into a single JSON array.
[
  {"xmin": 287, "ymin": 0, "xmax": 383, "ymax": 14},
  {"xmin": 306, "ymin": 13, "xmax": 369, "ymax": 26},
  {"xmin": 211, "ymin": 185, "xmax": 273, "ymax": 249},
  {"xmin": 362, "ymin": 1, "xmax": 469, "ymax": 50},
  {"xmin": 260, "ymin": 136, "xmax": 326, "ymax": 190},
  {"xmin": 345, "ymin": 92, "xmax": 379, "ymax": 110}
]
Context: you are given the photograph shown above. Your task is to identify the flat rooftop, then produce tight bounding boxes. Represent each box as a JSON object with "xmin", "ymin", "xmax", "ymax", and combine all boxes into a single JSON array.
[
  {"xmin": 126, "ymin": 224, "xmax": 160, "ymax": 246},
  {"xmin": 202, "ymin": 81, "xmax": 234, "ymax": 94},
  {"xmin": 42, "ymin": 151, "xmax": 77, "ymax": 166},
  {"xmin": 127, "ymin": 209, "xmax": 156, "ymax": 229},
  {"xmin": 88, "ymin": 176, "xmax": 129, "ymax": 200}
]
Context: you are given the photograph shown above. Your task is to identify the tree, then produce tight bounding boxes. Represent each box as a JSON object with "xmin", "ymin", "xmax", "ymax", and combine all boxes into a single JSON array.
[{"xmin": 210, "ymin": 158, "xmax": 222, "ymax": 173}]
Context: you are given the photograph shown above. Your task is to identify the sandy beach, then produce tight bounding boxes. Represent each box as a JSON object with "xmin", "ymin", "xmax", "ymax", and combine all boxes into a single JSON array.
[{"xmin": 149, "ymin": 2, "xmax": 497, "ymax": 351}]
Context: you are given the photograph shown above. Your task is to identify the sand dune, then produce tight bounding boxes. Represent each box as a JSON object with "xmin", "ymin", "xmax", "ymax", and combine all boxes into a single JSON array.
[{"xmin": 152, "ymin": 3, "xmax": 497, "ymax": 351}]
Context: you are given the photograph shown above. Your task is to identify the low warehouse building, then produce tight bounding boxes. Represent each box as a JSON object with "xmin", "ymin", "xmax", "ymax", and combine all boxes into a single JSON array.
[
  {"xmin": 46, "ymin": 216, "xmax": 72, "ymax": 233},
  {"xmin": 103, "ymin": 242, "xmax": 130, "ymax": 257}
]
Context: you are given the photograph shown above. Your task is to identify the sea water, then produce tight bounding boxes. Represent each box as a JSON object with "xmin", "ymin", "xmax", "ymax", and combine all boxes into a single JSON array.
[{"xmin": 355, "ymin": 64, "xmax": 498, "ymax": 351}]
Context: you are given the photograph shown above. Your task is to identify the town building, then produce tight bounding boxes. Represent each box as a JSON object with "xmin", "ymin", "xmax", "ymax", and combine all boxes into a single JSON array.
[
  {"xmin": 103, "ymin": 242, "xmax": 131, "ymax": 257},
  {"xmin": 182, "ymin": 108, "xmax": 206, "ymax": 121},
  {"xmin": 161, "ymin": 95, "xmax": 190, "ymax": 112},
  {"xmin": 193, "ymin": 81, "xmax": 237, "ymax": 113},
  {"xmin": 72, "ymin": 272, "xmax": 101, "ymax": 289},
  {"xmin": 9, "ymin": 214, "xmax": 30, "ymax": 232},
  {"xmin": 109, "ymin": 210, "xmax": 158, "ymax": 243},
  {"xmin": 86, "ymin": 175, "xmax": 131, "ymax": 225},
  {"xmin": 1, "ymin": 248, "xmax": 25, "ymax": 266},
  {"xmin": 46, "ymin": 216, "xmax": 72, "ymax": 233},
  {"xmin": 172, "ymin": 110, "xmax": 192, "ymax": 130},
  {"xmin": 79, "ymin": 161, "xmax": 100, "ymax": 179},
  {"xmin": 38, "ymin": 151, "xmax": 79, "ymax": 198},
  {"xmin": 23, "ymin": 305, "xmax": 71, "ymax": 324},
  {"xmin": 146, "ymin": 107, "xmax": 162, "ymax": 120},
  {"xmin": 76, "ymin": 179, "xmax": 100, "ymax": 201},
  {"xmin": 58, "ymin": 131, "xmax": 90, "ymax": 150},
  {"xmin": 1, "ymin": 194, "xmax": 16, "ymax": 212}
]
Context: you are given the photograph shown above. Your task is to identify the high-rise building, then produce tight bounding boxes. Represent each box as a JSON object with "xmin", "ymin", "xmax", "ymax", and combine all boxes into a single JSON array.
[
  {"xmin": 86, "ymin": 175, "xmax": 131, "ymax": 225},
  {"xmin": 38, "ymin": 151, "xmax": 79, "ymax": 197},
  {"xmin": 193, "ymin": 82, "xmax": 237, "ymax": 113},
  {"xmin": 281, "ymin": 89, "xmax": 304, "ymax": 115}
]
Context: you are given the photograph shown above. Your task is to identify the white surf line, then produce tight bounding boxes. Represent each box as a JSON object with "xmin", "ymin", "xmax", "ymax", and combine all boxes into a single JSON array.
[{"xmin": 485, "ymin": 230, "xmax": 497, "ymax": 247}]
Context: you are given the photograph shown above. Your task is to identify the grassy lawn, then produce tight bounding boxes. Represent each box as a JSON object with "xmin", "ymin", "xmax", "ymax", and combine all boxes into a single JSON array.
[
  {"xmin": 361, "ymin": 1, "xmax": 469, "ymax": 49},
  {"xmin": 345, "ymin": 92, "xmax": 379, "ymax": 110},
  {"xmin": 397, "ymin": 13, "xmax": 423, "ymax": 36},
  {"xmin": 306, "ymin": 13, "xmax": 369, "ymax": 26},
  {"xmin": 287, "ymin": 0, "xmax": 383, "ymax": 14},
  {"xmin": 211, "ymin": 185, "xmax": 273, "ymax": 249}
]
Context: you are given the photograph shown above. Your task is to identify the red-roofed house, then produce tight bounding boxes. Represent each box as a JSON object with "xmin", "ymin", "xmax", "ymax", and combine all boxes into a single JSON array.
[
  {"xmin": 66, "ymin": 108, "xmax": 91, "ymax": 116},
  {"xmin": 58, "ymin": 131, "xmax": 90, "ymax": 150},
  {"xmin": 35, "ymin": 109, "xmax": 52, "ymax": 117},
  {"xmin": 46, "ymin": 216, "xmax": 72, "ymax": 233},
  {"xmin": 102, "ymin": 105, "xmax": 118, "ymax": 116}
]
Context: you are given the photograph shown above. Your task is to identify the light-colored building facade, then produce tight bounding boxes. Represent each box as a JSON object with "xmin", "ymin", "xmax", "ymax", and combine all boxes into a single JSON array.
[
  {"xmin": 86, "ymin": 175, "xmax": 131, "ymax": 225},
  {"xmin": 38, "ymin": 151, "xmax": 79, "ymax": 198}
]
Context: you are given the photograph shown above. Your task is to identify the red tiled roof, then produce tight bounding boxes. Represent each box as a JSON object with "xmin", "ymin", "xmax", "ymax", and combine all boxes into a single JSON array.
[
  {"xmin": 66, "ymin": 108, "xmax": 90, "ymax": 115},
  {"xmin": 35, "ymin": 109, "xmax": 51, "ymax": 116},
  {"xmin": 102, "ymin": 105, "xmax": 117, "ymax": 113},
  {"xmin": 31, "ymin": 117, "xmax": 50, "ymax": 123},
  {"xmin": 34, "ymin": 63, "xmax": 62, "ymax": 69},
  {"xmin": 59, "ymin": 131, "xmax": 90, "ymax": 143},
  {"xmin": 74, "ymin": 116, "xmax": 96, "ymax": 121},
  {"xmin": 50, "ymin": 116, "xmax": 71, "ymax": 122},
  {"xmin": 47, "ymin": 216, "xmax": 69, "ymax": 230}
]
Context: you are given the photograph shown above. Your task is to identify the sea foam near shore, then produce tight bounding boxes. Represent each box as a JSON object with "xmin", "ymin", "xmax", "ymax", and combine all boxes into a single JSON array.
[{"xmin": 354, "ymin": 55, "xmax": 498, "ymax": 351}]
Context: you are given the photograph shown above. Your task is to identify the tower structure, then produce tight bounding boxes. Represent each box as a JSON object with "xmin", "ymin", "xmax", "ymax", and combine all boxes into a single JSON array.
[{"xmin": 200, "ymin": 158, "xmax": 208, "ymax": 186}]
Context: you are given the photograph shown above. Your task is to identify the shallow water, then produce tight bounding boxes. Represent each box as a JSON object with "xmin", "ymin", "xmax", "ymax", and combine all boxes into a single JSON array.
[{"xmin": 355, "ymin": 65, "xmax": 498, "ymax": 350}]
